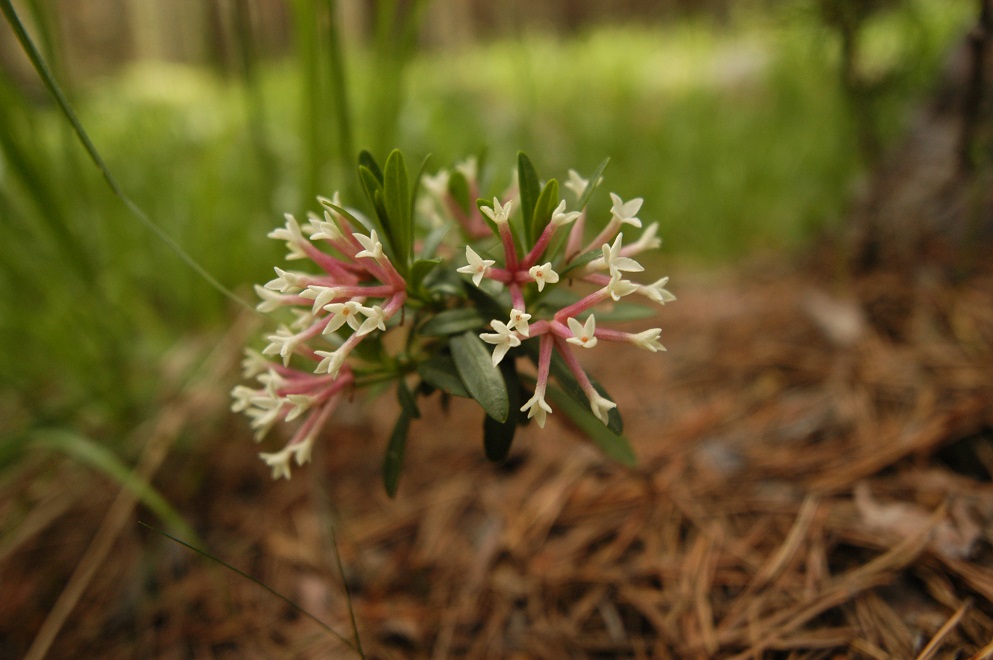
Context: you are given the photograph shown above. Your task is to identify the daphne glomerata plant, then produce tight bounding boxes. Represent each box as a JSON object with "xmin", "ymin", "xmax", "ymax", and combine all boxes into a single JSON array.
[{"xmin": 232, "ymin": 151, "xmax": 674, "ymax": 495}]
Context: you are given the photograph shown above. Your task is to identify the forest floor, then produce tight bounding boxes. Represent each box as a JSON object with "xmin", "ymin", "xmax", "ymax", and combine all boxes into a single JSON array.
[{"xmin": 3, "ymin": 246, "xmax": 993, "ymax": 659}]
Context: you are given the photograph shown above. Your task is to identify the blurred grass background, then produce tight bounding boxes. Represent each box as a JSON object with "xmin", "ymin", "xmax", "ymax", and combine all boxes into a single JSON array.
[{"xmin": 0, "ymin": 0, "xmax": 972, "ymax": 502}]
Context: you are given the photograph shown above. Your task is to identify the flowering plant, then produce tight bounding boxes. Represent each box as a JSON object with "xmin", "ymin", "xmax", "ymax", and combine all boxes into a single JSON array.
[{"xmin": 232, "ymin": 150, "xmax": 674, "ymax": 495}]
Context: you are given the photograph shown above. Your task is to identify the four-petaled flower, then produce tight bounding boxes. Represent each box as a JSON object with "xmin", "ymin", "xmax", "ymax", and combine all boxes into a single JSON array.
[
  {"xmin": 588, "ymin": 391, "xmax": 617, "ymax": 425},
  {"xmin": 481, "ymin": 197, "xmax": 513, "ymax": 225},
  {"xmin": 521, "ymin": 390, "xmax": 553, "ymax": 428},
  {"xmin": 480, "ymin": 320, "xmax": 521, "ymax": 366},
  {"xmin": 355, "ymin": 230, "xmax": 384, "ymax": 261},
  {"xmin": 631, "ymin": 328, "xmax": 666, "ymax": 352},
  {"xmin": 508, "ymin": 308, "xmax": 531, "ymax": 337},
  {"xmin": 323, "ymin": 300, "xmax": 364, "ymax": 334},
  {"xmin": 609, "ymin": 193, "xmax": 643, "ymax": 228},
  {"xmin": 315, "ymin": 348, "xmax": 347, "ymax": 378},
  {"xmin": 567, "ymin": 315, "xmax": 598, "ymax": 349},
  {"xmin": 528, "ymin": 262, "xmax": 559, "ymax": 292},
  {"xmin": 550, "ymin": 200, "xmax": 581, "ymax": 227},
  {"xmin": 457, "ymin": 246, "xmax": 495, "ymax": 286}
]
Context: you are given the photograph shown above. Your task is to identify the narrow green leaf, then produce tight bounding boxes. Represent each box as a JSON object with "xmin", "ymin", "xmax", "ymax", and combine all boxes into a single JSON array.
[
  {"xmin": 579, "ymin": 303, "xmax": 657, "ymax": 323},
  {"xmin": 483, "ymin": 359, "xmax": 521, "ymax": 461},
  {"xmin": 559, "ymin": 248, "xmax": 602, "ymax": 277},
  {"xmin": 417, "ymin": 355, "xmax": 470, "ymax": 398},
  {"xmin": 358, "ymin": 149, "xmax": 383, "ymax": 184},
  {"xmin": 382, "ymin": 410, "xmax": 411, "ymax": 498},
  {"xmin": 30, "ymin": 429, "xmax": 200, "ymax": 543},
  {"xmin": 420, "ymin": 221, "xmax": 450, "ymax": 260},
  {"xmin": 397, "ymin": 378, "xmax": 420, "ymax": 419},
  {"xmin": 450, "ymin": 331, "xmax": 509, "ymax": 422},
  {"xmin": 138, "ymin": 523, "xmax": 358, "ymax": 652},
  {"xmin": 410, "ymin": 257, "xmax": 441, "ymax": 292},
  {"xmin": 357, "ymin": 165, "xmax": 393, "ymax": 257},
  {"xmin": 530, "ymin": 178, "xmax": 559, "ymax": 246},
  {"xmin": 420, "ymin": 308, "xmax": 487, "ymax": 336},
  {"xmin": 577, "ymin": 157, "xmax": 610, "ymax": 210},
  {"xmin": 448, "ymin": 170, "xmax": 470, "ymax": 214},
  {"xmin": 517, "ymin": 152, "xmax": 541, "ymax": 233},
  {"xmin": 544, "ymin": 384, "xmax": 636, "ymax": 466},
  {"xmin": 383, "ymin": 149, "xmax": 411, "ymax": 272}
]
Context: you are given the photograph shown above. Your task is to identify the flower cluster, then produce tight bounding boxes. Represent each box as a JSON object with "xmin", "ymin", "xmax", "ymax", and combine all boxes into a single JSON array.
[
  {"xmin": 231, "ymin": 194, "xmax": 407, "ymax": 479},
  {"xmin": 232, "ymin": 150, "xmax": 673, "ymax": 491}
]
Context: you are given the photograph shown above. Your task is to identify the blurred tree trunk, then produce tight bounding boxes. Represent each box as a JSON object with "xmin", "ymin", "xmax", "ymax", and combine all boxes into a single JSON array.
[{"xmin": 850, "ymin": 0, "xmax": 993, "ymax": 276}]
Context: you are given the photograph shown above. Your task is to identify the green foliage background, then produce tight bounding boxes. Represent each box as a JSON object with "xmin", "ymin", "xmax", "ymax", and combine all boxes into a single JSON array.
[{"xmin": 0, "ymin": 0, "xmax": 971, "ymax": 489}]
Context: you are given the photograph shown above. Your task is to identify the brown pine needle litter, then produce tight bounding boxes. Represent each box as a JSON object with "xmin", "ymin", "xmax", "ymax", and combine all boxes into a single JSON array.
[{"xmin": 2, "ymin": 258, "xmax": 993, "ymax": 658}]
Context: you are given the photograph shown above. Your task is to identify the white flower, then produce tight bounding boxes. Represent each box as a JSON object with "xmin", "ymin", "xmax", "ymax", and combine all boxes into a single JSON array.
[
  {"xmin": 601, "ymin": 234, "xmax": 644, "ymax": 277},
  {"xmin": 588, "ymin": 391, "xmax": 617, "ymax": 425},
  {"xmin": 480, "ymin": 320, "xmax": 521, "ymax": 366},
  {"xmin": 259, "ymin": 448, "xmax": 293, "ymax": 480},
  {"xmin": 262, "ymin": 326, "xmax": 301, "ymax": 366},
  {"xmin": 309, "ymin": 210, "xmax": 344, "ymax": 242},
  {"xmin": 254, "ymin": 285, "xmax": 292, "ymax": 313},
  {"xmin": 641, "ymin": 276, "xmax": 676, "ymax": 305},
  {"xmin": 265, "ymin": 267, "xmax": 307, "ymax": 293},
  {"xmin": 356, "ymin": 304, "xmax": 387, "ymax": 336},
  {"xmin": 454, "ymin": 156, "xmax": 477, "ymax": 182},
  {"xmin": 322, "ymin": 300, "xmax": 364, "ymax": 334},
  {"xmin": 422, "ymin": 169, "xmax": 450, "ymax": 199},
  {"xmin": 528, "ymin": 263, "xmax": 559, "ymax": 292},
  {"xmin": 314, "ymin": 348, "xmax": 347, "ymax": 378},
  {"xmin": 609, "ymin": 193, "xmax": 643, "ymax": 228},
  {"xmin": 628, "ymin": 222, "xmax": 661, "ymax": 252},
  {"xmin": 520, "ymin": 391, "xmax": 553, "ymax": 428},
  {"xmin": 630, "ymin": 328, "xmax": 666, "ymax": 352},
  {"xmin": 240, "ymin": 349, "xmax": 269, "ymax": 378},
  {"xmin": 481, "ymin": 197, "xmax": 513, "ymax": 225},
  {"xmin": 355, "ymin": 230, "xmax": 384, "ymax": 261},
  {"xmin": 565, "ymin": 169, "xmax": 589, "ymax": 198},
  {"xmin": 284, "ymin": 394, "xmax": 315, "ymax": 422},
  {"xmin": 508, "ymin": 308, "xmax": 531, "ymax": 337},
  {"xmin": 246, "ymin": 394, "xmax": 284, "ymax": 440},
  {"xmin": 230, "ymin": 385, "xmax": 257, "ymax": 413},
  {"xmin": 268, "ymin": 213, "xmax": 308, "ymax": 260},
  {"xmin": 606, "ymin": 272, "xmax": 640, "ymax": 301},
  {"xmin": 301, "ymin": 285, "xmax": 339, "ymax": 314},
  {"xmin": 456, "ymin": 246, "xmax": 495, "ymax": 287},
  {"xmin": 567, "ymin": 315, "xmax": 598, "ymax": 349},
  {"xmin": 550, "ymin": 200, "xmax": 581, "ymax": 227}
]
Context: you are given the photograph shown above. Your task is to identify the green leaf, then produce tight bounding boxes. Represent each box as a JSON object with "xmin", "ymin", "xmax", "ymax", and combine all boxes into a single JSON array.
[
  {"xmin": 577, "ymin": 157, "xmax": 610, "ymax": 211},
  {"xmin": 448, "ymin": 169, "xmax": 470, "ymax": 214},
  {"xmin": 410, "ymin": 257, "xmax": 441, "ymax": 292},
  {"xmin": 396, "ymin": 378, "xmax": 420, "ymax": 419},
  {"xmin": 382, "ymin": 410, "xmax": 411, "ymax": 498},
  {"xmin": 420, "ymin": 307, "xmax": 487, "ymax": 336},
  {"xmin": 450, "ymin": 331, "xmax": 509, "ymax": 422},
  {"xmin": 517, "ymin": 152, "xmax": 540, "ymax": 235},
  {"xmin": 417, "ymin": 355, "xmax": 470, "ymax": 398},
  {"xmin": 29, "ymin": 429, "xmax": 200, "ymax": 543},
  {"xmin": 420, "ymin": 221, "xmax": 450, "ymax": 260},
  {"xmin": 530, "ymin": 178, "xmax": 559, "ymax": 246},
  {"xmin": 383, "ymin": 149, "xmax": 411, "ymax": 273},
  {"xmin": 483, "ymin": 360, "xmax": 521, "ymax": 461},
  {"xmin": 358, "ymin": 149, "xmax": 383, "ymax": 184},
  {"xmin": 544, "ymin": 384, "xmax": 636, "ymax": 466},
  {"xmin": 580, "ymin": 303, "xmax": 657, "ymax": 323},
  {"xmin": 559, "ymin": 248, "xmax": 602, "ymax": 277},
  {"xmin": 358, "ymin": 165, "xmax": 393, "ymax": 257}
]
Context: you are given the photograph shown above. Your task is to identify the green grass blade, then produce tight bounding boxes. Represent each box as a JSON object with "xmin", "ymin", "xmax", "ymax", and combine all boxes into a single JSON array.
[
  {"xmin": 0, "ymin": 0, "xmax": 251, "ymax": 313},
  {"xmin": 29, "ymin": 429, "xmax": 199, "ymax": 543},
  {"xmin": 139, "ymin": 522, "xmax": 363, "ymax": 656}
]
